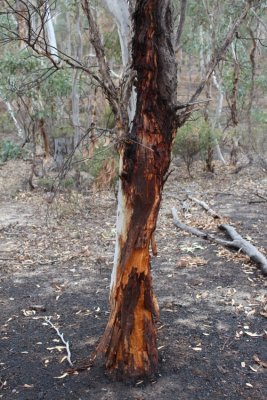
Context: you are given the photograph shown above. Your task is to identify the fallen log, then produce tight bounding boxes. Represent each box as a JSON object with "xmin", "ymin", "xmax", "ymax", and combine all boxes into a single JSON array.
[
  {"xmin": 171, "ymin": 207, "xmax": 267, "ymax": 275},
  {"xmin": 187, "ymin": 195, "xmax": 221, "ymax": 219}
]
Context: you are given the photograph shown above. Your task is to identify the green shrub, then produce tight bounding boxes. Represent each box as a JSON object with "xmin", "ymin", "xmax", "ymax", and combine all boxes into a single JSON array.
[
  {"xmin": 52, "ymin": 125, "xmax": 74, "ymax": 139},
  {"xmin": 61, "ymin": 177, "xmax": 75, "ymax": 188},
  {"xmin": 0, "ymin": 140, "xmax": 22, "ymax": 162},
  {"xmin": 79, "ymin": 143, "xmax": 118, "ymax": 178},
  {"xmin": 173, "ymin": 117, "xmax": 222, "ymax": 174},
  {"xmin": 173, "ymin": 120, "xmax": 200, "ymax": 175},
  {"xmin": 99, "ymin": 105, "xmax": 115, "ymax": 130},
  {"xmin": 37, "ymin": 177, "xmax": 54, "ymax": 190},
  {"xmin": 0, "ymin": 113, "xmax": 14, "ymax": 133}
]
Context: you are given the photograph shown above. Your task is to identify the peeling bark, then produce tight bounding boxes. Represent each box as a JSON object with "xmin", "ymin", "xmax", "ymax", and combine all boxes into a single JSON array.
[
  {"xmin": 39, "ymin": 117, "xmax": 49, "ymax": 158},
  {"xmin": 97, "ymin": 0, "xmax": 177, "ymax": 379}
]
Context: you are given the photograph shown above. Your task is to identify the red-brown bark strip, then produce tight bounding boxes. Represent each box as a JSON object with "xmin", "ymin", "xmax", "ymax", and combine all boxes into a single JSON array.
[{"xmin": 39, "ymin": 118, "xmax": 50, "ymax": 158}]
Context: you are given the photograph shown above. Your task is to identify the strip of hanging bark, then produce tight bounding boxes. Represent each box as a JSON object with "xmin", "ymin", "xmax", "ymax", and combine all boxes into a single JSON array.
[
  {"xmin": 171, "ymin": 208, "xmax": 267, "ymax": 275},
  {"xmin": 39, "ymin": 118, "xmax": 50, "ymax": 158},
  {"xmin": 187, "ymin": 195, "xmax": 221, "ymax": 219},
  {"xmin": 150, "ymin": 232, "xmax": 158, "ymax": 256}
]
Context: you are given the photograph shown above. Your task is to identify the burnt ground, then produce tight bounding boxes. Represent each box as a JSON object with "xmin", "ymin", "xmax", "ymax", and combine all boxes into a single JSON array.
[{"xmin": 0, "ymin": 159, "xmax": 266, "ymax": 400}]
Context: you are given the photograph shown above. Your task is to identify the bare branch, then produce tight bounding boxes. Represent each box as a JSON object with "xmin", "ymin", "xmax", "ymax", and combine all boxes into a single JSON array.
[
  {"xmin": 173, "ymin": 98, "xmax": 212, "ymax": 111},
  {"xmin": 190, "ymin": 0, "xmax": 254, "ymax": 104},
  {"xmin": 0, "ymin": 1, "xmax": 119, "ymax": 101},
  {"xmin": 175, "ymin": 0, "xmax": 187, "ymax": 49},
  {"xmin": 81, "ymin": 0, "xmax": 118, "ymax": 115},
  {"xmin": 251, "ymin": 8, "xmax": 267, "ymax": 32},
  {"xmin": 176, "ymin": 0, "xmax": 256, "ymax": 127}
]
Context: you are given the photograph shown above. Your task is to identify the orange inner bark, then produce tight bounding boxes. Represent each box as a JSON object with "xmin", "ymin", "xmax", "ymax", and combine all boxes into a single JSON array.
[{"xmin": 107, "ymin": 245, "xmax": 155, "ymax": 373}]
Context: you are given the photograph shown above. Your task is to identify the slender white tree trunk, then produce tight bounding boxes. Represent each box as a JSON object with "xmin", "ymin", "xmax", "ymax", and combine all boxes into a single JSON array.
[
  {"xmin": 103, "ymin": 0, "xmax": 130, "ymax": 66},
  {"xmin": 103, "ymin": 0, "xmax": 137, "ymax": 125},
  {"xmin": 44, "ymin": 1, "xmax": 59, "ymax": 63},
  {"xmin": 212, "ymin": 72, "xmax": 226, "ymax": 164},
  {"xmin": 0, "ymin": 95, "xmax": 24, "ymax": 139},
  {"xmin": 72, "ymin": 3, "xmax": 82, "ymax": 148},
  {"xmin": 200, "ymin": 26, "xmax": 225, "ymax": 164}
]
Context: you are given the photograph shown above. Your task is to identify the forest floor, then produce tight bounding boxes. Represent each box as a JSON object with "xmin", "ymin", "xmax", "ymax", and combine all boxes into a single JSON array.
[{"xmin": 0, "ymin": 157, "xmax": 266, "ymax": 400}]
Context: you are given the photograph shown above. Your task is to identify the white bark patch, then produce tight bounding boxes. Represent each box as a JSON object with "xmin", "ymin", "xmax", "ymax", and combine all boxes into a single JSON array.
[
  {"xmin": 3, "ymin": 100, "xmax": 24, "ymax": 138},
  {"xmin": 103, "ymin": 0, "xmax": 136, "ymax": 125},
  {"xmin": 128, "ymin": 89, "xmax": 137, "ymax": 128},
  {"xmin": 0, "ymin": 88, "xmax": 24, "ymax": 138},
  {"xmin": 45, "ymin": 1, "xmax": 59, "ymax": 64},
  {"xmin": 110, "ymin": 155, "xmax": 132, "ymax": 295}
]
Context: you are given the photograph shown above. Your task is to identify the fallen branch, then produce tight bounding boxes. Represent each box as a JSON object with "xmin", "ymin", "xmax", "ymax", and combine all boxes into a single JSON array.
[
  {"xmin": 248, "ymin": 200, "xmax": 267, "ymax": 204},
  {"xmin": 219, "ymin": 224, "xmax": 267, "ymax": 275},
  {"xmin": 187, "ymin": 195, "xmax": 221, "ymax": 218},
  {"xmin": 173, "ymin": 98, "xmax": 212, "ymax": 111},
  {"xmin": 172, "ymin": 207, "xmax": 232, "ymax": 246},
  {"xmin": 45, "ymin": 317, "xmax": 73, "ymax": 367},
  {"xmin": 255, "ymin": 192, "xmax": 267, "ymax": 202},
  {"xmin": 171, "ymin": 207, "xmax": 267, "ymax": 275}
]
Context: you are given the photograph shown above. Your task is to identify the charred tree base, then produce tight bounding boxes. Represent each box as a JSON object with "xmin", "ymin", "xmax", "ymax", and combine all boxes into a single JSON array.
[{"xmin": 97, "ymin": 262, "xmax": 158, "ymax": 380}]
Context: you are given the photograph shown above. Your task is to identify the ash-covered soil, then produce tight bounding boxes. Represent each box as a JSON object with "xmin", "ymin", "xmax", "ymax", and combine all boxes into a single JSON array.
[{"xmin": 0, "ymin": 159, "xmax": 266, "ymax": 400}]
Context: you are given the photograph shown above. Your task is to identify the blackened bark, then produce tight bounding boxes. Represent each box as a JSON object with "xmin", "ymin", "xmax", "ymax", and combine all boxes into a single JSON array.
[
  {"xmin": 97, "ymin": 0, "xmax": 177, "ymax": 379},
  {"xmin": 121, "ymin": 0, "xmax": 177, "ymax": 265}
]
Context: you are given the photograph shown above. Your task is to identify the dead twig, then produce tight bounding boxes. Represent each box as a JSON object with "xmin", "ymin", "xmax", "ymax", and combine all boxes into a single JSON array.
[
  {"xmin": 187, "ymin": 195, "xmax": 221, "ymax": 219},
  {"xmin": 248, "ymin": 200, "xmax": 267, "ymax": 204},
  {"xmin": 45, "ymin": 317, "xmax": 73, "ymax": 367},
  {"xmin": 255, "ymin": 193, "xmax": 267, "ymax": 202}
]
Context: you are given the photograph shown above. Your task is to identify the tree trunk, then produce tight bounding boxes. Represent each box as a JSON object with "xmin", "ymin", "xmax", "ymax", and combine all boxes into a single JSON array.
[
  {"xmin": 103, "ymin": 0, "xmax": 130, "ymax": 67},
  {"xmin": 211, "ymin": 72, "xmax": 226, "ymax": 164},
  {"xmin": 103, "ymin": 0, "xmax": 137, "ymax": 125},
  {"xmin": 72, "ymin": 3, "xmax": 82, "ymax": 148},
  {"xmin": 0, "ymin": 91, "xmax": 24, "ymax": 139},
  {"xmin": 97, "ymin": 0, "xmax": 177, "ymax": 379},
  {"xmin": 44, "ymin": 0, "xmax": 59, "ymax": 63},
  {"xmin": 15, "ymin": 0, "xmax": 28, "ymax": 50}
]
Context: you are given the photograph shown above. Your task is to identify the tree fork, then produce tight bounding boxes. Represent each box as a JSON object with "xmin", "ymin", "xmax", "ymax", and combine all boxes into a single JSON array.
[{"xmin": 96, "ymin": 0, "xmax": 177, "ymax": 379}]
